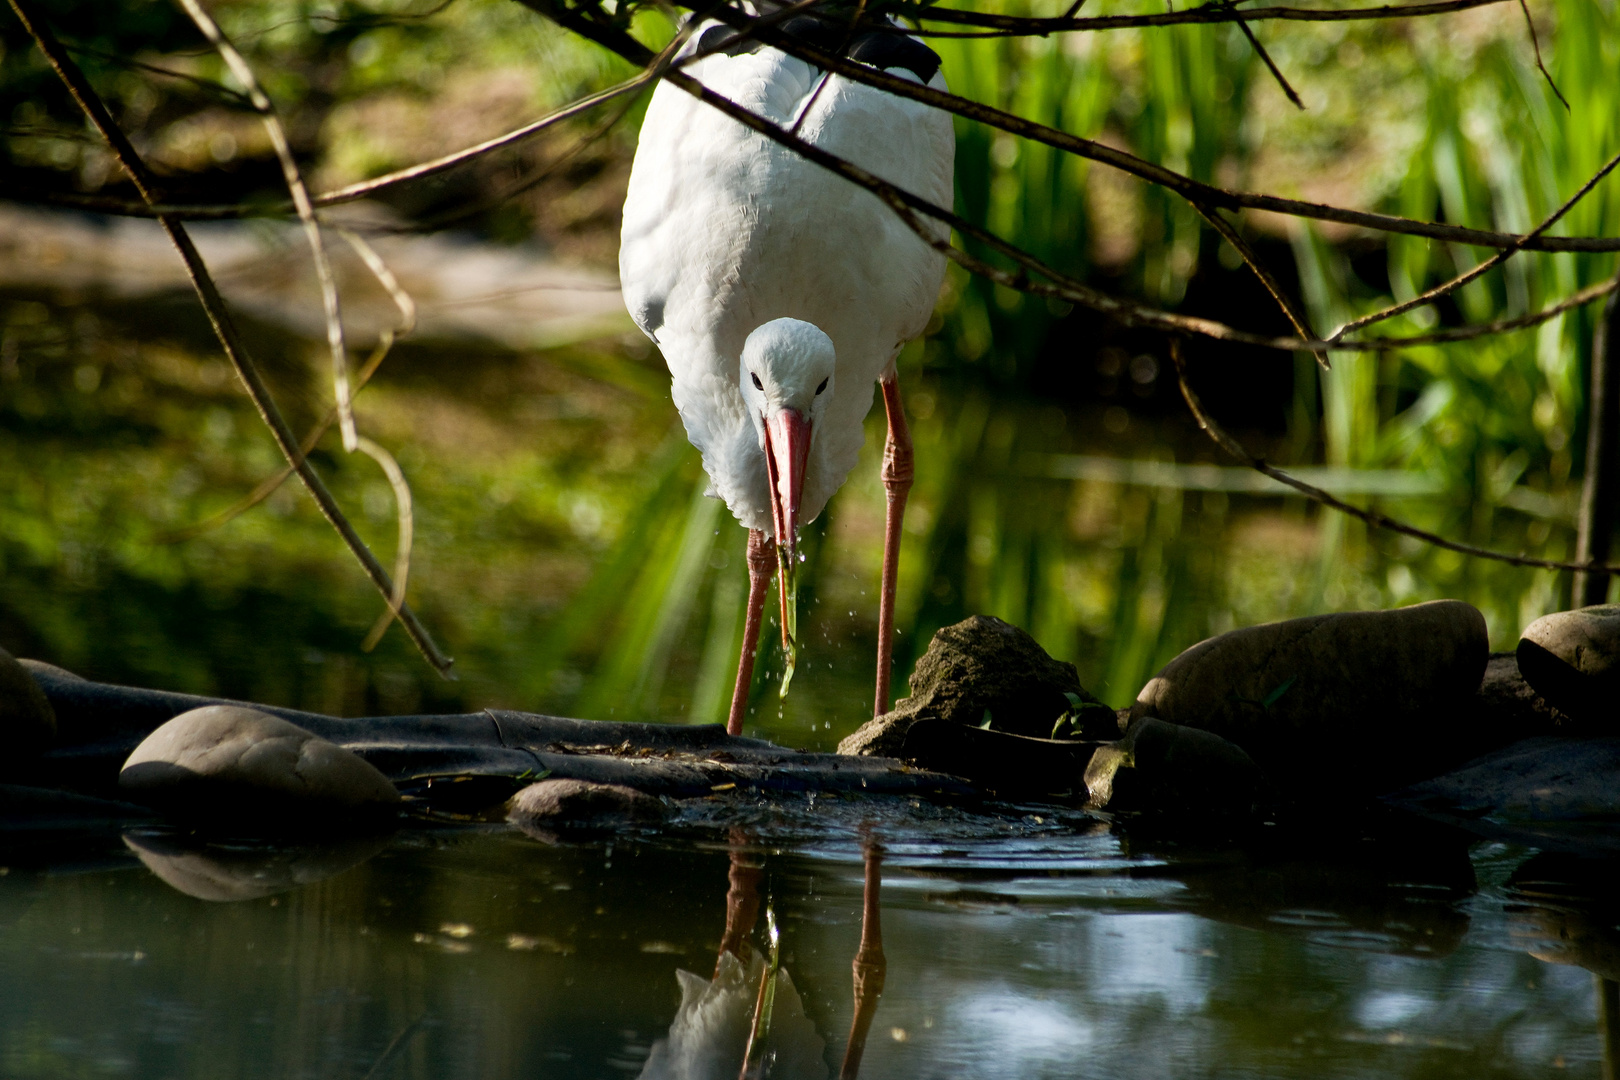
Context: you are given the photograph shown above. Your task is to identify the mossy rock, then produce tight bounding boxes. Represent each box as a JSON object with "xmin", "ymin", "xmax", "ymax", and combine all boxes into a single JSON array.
[{"xmin": 840, "ymin": 615, "xmax": 1111, "ymax": 757}]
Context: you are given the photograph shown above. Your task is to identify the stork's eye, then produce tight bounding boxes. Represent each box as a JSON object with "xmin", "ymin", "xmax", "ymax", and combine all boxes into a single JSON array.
[
  {"xmin": 750, "ymin": 372, "xmax": 763, "ymax": 391},
  {"xmin": 815, "ymin": 377, "xmax": 829, "ymax": 395}
]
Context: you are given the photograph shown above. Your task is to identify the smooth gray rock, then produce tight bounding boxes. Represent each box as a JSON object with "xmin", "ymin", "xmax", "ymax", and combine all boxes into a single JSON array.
[
  {"xmin": 507, "ymin": 778, "xmax": 668, "ymax": 841},
  {"xmin": 1129, "ymin": 600, "xmax": 1490, "ymax": 796},
  {"xmin": 0, "ymin": 647, "xmax": 56, "ymax": 757},
  {"xmin": 840, "ymin": 615, "xmax": 1111, "ymax": 757},
  {"xmin": 1517, "ymin": 605, "xmax": 1620, "ymax": 725},
  {"xmin": 119, "ymin": 705, "xmax": 401, "ymax": 823}
]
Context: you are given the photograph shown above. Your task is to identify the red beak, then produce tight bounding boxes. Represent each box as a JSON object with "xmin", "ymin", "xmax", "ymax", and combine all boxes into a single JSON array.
[{"xmin": 762, "ymin": 407, "xmax": 811, "ymax": 559}]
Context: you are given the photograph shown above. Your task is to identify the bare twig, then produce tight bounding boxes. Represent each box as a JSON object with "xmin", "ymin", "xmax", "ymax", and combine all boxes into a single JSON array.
[
  {"xmin": 340, "ymin": 229, "xmax": 418, "ymax": 335},
  {"xmin": 176, "ymin": 0, "xmax": 357, "ymax": 451},
  {"xmin": 357, "ymin": 434, "xmax": 415, "ymax": 652},
  {"xmin": 1194, "ymin": 203, "xmax": 1327, "ymax": 366},
  {"xmin": 0, "ymin": 71, "xmax": 656, "ymax": 222},
  {"xmin": 623, "ymin": 48, "xmax": 1615, "ymax": 356},
  {"xmin": 161, "ymin": 228, "xmax": 414, "ymax": 544},
  {"xmin": 157, "ymin": 332, "xmax": 397, "ymax": 544},
  {"xmin": 1170, "ymin": 339, "xmax": 1620, "ymax": 572},
  {"xmin": 1329, "ymin": 147, "xmax": 1620, "ymax": 343},
  {"xmin": 7, "ymin": 0, "xmax": 453, "ymax": 674},
  {"xmin": 1517, "ymin": 0, "xmax": 1569, "ymax": 111},
  {"xmin": 1366, "ymin": 277, "xmax": 1619, "ymax": 345},
  {"xmin": 892, "ymin": 0, "xmax": 1512, "ymax": 33},
  {"xmin": 674, "ymin": 4, "xmax": 1620, "ymax": 254},
  {"xmin": 15, "ymin": 0, "xmax": 1618, "ymax": 256},
  {"xmin": 59, "ymin": 38, "xmax": 251, "ymax": 105},
  {"xmin": 1228, "ymin": 5, "xmax": 1304, "ymax": 109}
]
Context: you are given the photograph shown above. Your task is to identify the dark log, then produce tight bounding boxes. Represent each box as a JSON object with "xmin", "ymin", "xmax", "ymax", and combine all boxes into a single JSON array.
[{"xmin": 20, "ymin": 664, "xmax": 977, "ymax": 804}]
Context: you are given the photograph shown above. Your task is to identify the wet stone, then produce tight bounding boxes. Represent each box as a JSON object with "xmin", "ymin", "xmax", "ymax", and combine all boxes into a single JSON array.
[
  {"xmin": 840, "ymin": 615, "xmax": 1112, "ymax": 757},
  {"xmin": 1129, "ymin": 600, "xmax": 1490, "ymax": 797},
  {"xmin": 1516, "ymin": 605, "xmax": 1620, "ymax": 726},
  {"xmin": 0, "ymin": 647, "xmax": 57, "ymax": 759},
  {"xmin": 118, "ymin": 705, "xmax": 401, "ymax": 824},
  {"xmin": 507, "ymin": 778, "xmax": 668, "ymax": 840},
  {"xmin": 1083, "ymin": 717, "xmax": 1265, "ymax": 815}
]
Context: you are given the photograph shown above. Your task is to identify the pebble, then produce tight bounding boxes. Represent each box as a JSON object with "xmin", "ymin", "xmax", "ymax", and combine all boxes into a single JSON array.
[{"xmin": 507, "ymin": 778, "xmax": 668, "ymax": 841}]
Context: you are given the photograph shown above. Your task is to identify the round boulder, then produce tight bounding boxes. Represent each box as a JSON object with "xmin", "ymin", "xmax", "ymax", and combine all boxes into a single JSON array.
[
  {"xmin": 1129, "ymin": 600, "xmax": 1489, "ymax": 796},
  {"xmin": 507, "ymin": 778, "xmax": 667, "ymax": 842},
  {"xmin": 119, "ymin": 705, "xmax": 400, "ymax": 826},
  {"xmin": 0, "ymin": 647, "xmax": 57, "ymax": 758},
  {"xmin": 1517, "ymin": 605, "xmax": 1620, "ymax": 726}
]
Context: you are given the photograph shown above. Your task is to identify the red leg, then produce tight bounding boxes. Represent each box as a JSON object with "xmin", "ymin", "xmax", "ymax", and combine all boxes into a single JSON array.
[
  {"xmin": 838, "ymin": 837, "xmax": 887, "ymax": 1080},
  {"xmin": 728, "ymin": 529, "xmax": 776, "ymax": 736},
  {"xmin": 716, "ymin": 830, "xmax": 762, "ymax": 976},
  {"xmin": 875, "ymin": 376, "xmax": 913, "ymax": 716}
]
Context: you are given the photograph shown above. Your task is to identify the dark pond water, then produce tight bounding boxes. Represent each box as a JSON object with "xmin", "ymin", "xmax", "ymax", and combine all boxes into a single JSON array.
[{"xmin": 0, "ymin": 804, "xmax": 1614, "ymax": 1079}]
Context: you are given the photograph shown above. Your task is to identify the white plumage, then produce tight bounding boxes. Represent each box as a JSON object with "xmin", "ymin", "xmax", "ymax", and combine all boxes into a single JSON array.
[{"xmin": 620, "ymin": 19, "xmax": 954, "ymax": 536}]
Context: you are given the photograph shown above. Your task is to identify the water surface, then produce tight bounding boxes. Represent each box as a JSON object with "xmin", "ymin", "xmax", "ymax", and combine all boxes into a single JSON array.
[{"xmin": 0, "ymin": 804, "xmax": 1612, "ymax": 1079}]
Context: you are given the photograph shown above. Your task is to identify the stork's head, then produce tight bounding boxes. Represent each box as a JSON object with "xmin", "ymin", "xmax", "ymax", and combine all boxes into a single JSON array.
[{"xmin": 739, "ymin": 318, "xmax": 836, "ymax": 552}]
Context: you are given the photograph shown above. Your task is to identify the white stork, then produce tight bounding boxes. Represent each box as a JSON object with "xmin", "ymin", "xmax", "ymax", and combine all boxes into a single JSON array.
[{"xmin": 619, "ymin": 11, "xmax": 954, "ymax": 734}]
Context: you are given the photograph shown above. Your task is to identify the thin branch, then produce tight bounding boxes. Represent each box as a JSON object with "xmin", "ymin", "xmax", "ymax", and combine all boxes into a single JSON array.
[
  {"xmin": 7, "ymin": 0, "xmax": 454, "ymax": 675},
  {"xmin": 688, "ymin": 3, "xmax": 1620, "ymax": 253},
  {"xmin": 1329, "ymin": 147, "xmax": 1620, "ymax": 343},
  {"xmin": 17, "ymin": 0, "xmax": 1618, "ymax": 257},
  {"xmin": 1366, "ymin": 277, "xmax": 1618, "ymax": 345},
  {"xmin": 155, "ymin": 332, "xmax": 396, "ymax": 544},
  {"xmin": 161, "ymin": 228, "xmax": 414, "ymax": 545},
  {"xmin": 59, "ymin": 38, "xmax": 252, "ymax": 106},
  {"xmin": 513, "ymin": 5, "xmax": 1611, "ymax": 356},
  {"xmin": 1194, "ymin": 203, "xmax": 1327, "ymax": 366},
  {"xmin": 357, "ymin": 434, "xmax": 415, "ymax": 652},
  {"xmin": 176, "ymin": 0, "xmax": 357, "ymax": 450},
  {"xmin": 1228, "ymin": 4, "xmax": 1304, "ymax": 109},
  {"xmin": 1169, "ymin": 339, "xmax": 1619, "ymax": 572},
  {"xmin": 1517, "ymin": 0, "xmax": 1569, "ymax": 111},
  {"xmin": 0, "ymin": 72, "xmax": 655, "ymax": 222},
  {"xmin": 892, "ymin": 0, "xmax": 1513, "ymax": 32},
  {"xmin": 340, "ymin": 229, "xmax": 418, "ymax": 336}
]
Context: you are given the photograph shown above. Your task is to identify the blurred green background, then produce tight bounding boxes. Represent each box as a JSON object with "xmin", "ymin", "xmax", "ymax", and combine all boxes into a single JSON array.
[{"xmin": 2, "ymin": 0, "xmax": 1617, "ymax": 749}]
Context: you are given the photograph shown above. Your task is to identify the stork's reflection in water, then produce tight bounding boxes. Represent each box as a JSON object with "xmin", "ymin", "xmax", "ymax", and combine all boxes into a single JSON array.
[{"xmin": 639, "ymin": 832, "xmax": 888, "ymax": 1080}]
